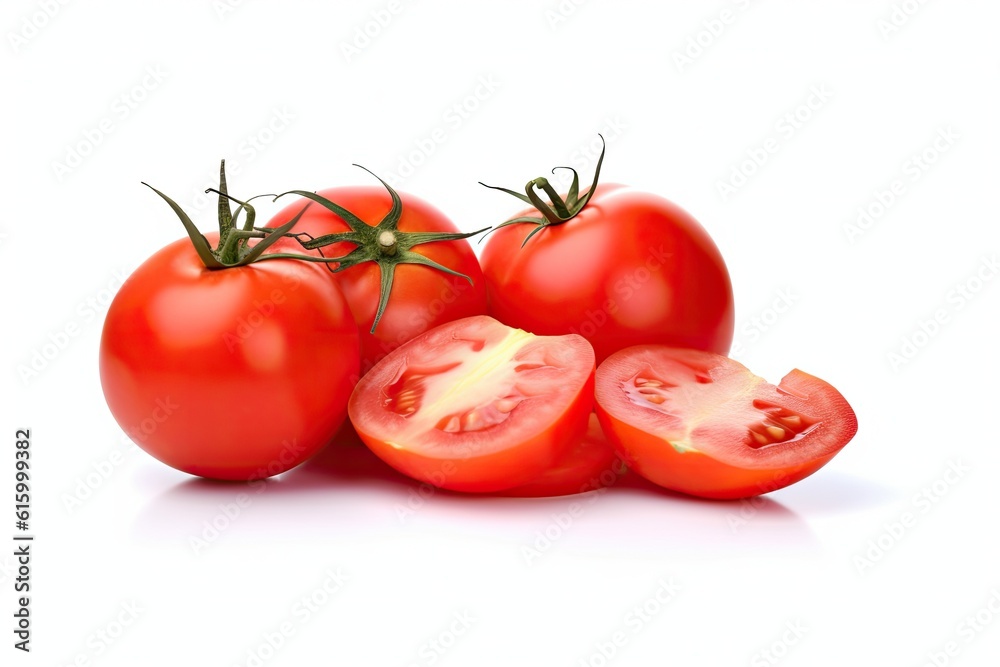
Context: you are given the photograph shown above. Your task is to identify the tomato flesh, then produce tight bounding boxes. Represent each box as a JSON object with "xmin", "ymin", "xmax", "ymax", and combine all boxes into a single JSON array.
[
  {"xmin": 349, "ymin": 316, "xmax": 595, "ymax": 492},
  {"xmin": 595, "ymin": 346, "xmax": 858, "ymax": 499}
]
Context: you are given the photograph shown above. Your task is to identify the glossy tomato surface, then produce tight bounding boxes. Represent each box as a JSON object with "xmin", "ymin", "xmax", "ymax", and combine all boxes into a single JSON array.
[
  {"xmin": 481, "ymin": 184, "xmax": 734, "ymax": 363},
  {"xmin": 348, "ymin": 315, "xmax": 595, "ymax": 493},
  {"xmin": 99, "ymin": 233, "xmax": 359, "ymax": 481},
  {"xmin": 500, "ymin": 413, "xmax": 625, "ymax": 497},
  {"xmin": 269, "ymin": 186, "xmax": 488, "ymax": 376},
  {"xmin": 595, "ymin": 346, "xmax": 858, "ymax": 499}
]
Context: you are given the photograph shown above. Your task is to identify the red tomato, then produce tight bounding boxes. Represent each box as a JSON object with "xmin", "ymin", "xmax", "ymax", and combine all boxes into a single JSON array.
[
  {"xmin": 348, "ymin": 315, "xmax": 595, "ymax": 493},
  {"xmin": 480, "ymin": 142, "xmax": 734, "ymax": 363},
  {"xmin": 267, "ymin": 176, "xmax": 488, "ymax": 377},
  {"xmin": 100, "ymin": 174, "xmax": 359, "ymax": 481},
  {"xmin": 500, "ymin": 413, "xmax": 625, "ymax": 497},
  {"xmin": 594, "ymin": 346, "xmax": 858, "ymax": 499}
]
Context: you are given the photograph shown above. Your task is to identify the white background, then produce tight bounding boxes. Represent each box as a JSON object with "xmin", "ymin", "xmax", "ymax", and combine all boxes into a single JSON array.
[{"xmin": 3, "ymin": 1, "xmax": 999, "ymax": 665}]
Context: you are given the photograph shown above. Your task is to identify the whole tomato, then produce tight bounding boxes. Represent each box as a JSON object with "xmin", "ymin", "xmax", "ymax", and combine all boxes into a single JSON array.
[
  {"xmin": 100, "ymin": 164, "xmax": 359, "ymax": 481},
  {"xmin": 267, "ymin": 167, "xmax": 488, "ymax": 376},
  {"xmin": 480, "ymin": 138, "xmax": 734, "ymax": 363}
]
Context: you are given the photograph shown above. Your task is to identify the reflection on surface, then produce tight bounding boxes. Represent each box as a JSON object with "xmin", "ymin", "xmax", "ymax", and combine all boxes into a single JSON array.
[{"xmin": 132, "ymin": 423, "xmax": 890, "ymax": 557}]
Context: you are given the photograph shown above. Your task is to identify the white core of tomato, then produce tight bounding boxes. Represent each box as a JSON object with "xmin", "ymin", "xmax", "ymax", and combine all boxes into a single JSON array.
[{"xmin": 389, "ymin": 327, "xmax": 540, "ymax": 441}]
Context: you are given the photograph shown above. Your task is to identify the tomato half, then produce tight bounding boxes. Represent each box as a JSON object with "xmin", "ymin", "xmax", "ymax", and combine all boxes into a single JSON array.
[
  {"xmin": 268, "ymin": 181, "xmax": 488, "ymax": 377},
  {"xmin": 594, "ymin": 346, "xmax": 858, "ymax": 499},
  {"xmin": 101, "ymin": 211, "xmax": 359, "ymax": 480},
  {"xmin": 348, "ymin": 316, "xmax": 595, "ymax": 493},
  {"xmin": 480, "ymin": 141, "xmax": 734, "ymax": 364},
  {"xmin": 500, "ymin": 413, "xmax": 625, "ymax": 497}
]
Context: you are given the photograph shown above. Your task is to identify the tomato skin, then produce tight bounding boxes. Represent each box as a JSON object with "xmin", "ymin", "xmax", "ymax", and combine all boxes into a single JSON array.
[
  {"xmin": 348, "ymin": 315, "xmax": 596, "ymax": 493},
  {"xmin": 99, "ymin": 233, "xmax": 359, "ymax": 481},
  {"xmin": 500, "ymin": 413, "xmax": 625, "ymax": 498},
  {"xmin": 594, "ymin": 347, "xmax": 858, "ymax": 499},
  {"xmin": 481, "ymin": 184, "xmax": 734, "ymax": 363},
  {"xmin": 268, "ymin": 186, "xmax": 488, "ymax": 376}
]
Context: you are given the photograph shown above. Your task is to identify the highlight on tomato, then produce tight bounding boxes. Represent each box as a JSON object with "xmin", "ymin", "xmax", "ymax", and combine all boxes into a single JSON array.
[
  {"xmin": 594, "ymin": 346, "xmax": 858, "ymax": 499},
  {"xmin": 348, "ymin": 315, "xmax": 596, "ymax": 493},
  {"xmin": 479, "ymin": 136, "xmax": 735, "ymax": 364},
  {"xmin": 265, "ymin": 167, "xmax": 489, "ymax": 377},
  {"xmin": 99, "ymin": 162, "xmax": 360, "ymax": 481}
]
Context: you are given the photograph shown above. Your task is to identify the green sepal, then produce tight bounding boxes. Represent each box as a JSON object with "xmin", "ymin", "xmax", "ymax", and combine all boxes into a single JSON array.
[
  {"xmin": 269, "ymin": 164, "xmax": 490, "ymax": 332},
  {"xmin": 480, "ymin": 134, "xmax": 607, "ymax": 245}
]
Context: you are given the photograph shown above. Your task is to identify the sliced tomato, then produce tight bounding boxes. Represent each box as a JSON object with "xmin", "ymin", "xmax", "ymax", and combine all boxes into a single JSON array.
[
  {"xmin": 348, "ymin": 315, "xmax": 595, "ymax": 493},
  {"xmin": 594, "ymin": 346, "xmax": 858, "ymax": 499},
  {"xmin": 500, "ymin": 413, "xmax": 625, "ymax": 497}
]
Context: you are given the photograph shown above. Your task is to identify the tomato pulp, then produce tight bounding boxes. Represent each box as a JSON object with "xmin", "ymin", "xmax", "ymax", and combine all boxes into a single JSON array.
[
  {"xmin": 595, "ymin": 346, "xmax": 858, "ymax": 499},
  {"xmin": 348, "ymin": 316, "xmax": 595, "ymax": 492}
]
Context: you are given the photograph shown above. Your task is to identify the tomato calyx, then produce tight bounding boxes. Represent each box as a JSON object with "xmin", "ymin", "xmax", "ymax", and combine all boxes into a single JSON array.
[
  {"xmin": 479, "ymin": 134, "xmax": 606, "ymax": 246},
  {"xmin": 263, "ymin": 165, "xmax": 489, "ymax": 333},
  {"xmin": 143, "ymin": 160, "xmax": 318, "ymax": 269}
]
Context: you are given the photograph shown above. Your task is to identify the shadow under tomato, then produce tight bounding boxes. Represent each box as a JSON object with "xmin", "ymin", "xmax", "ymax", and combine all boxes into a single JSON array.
[{"xmin": 130, "ymin": 422, "xmax": 827, "ymax": 556}]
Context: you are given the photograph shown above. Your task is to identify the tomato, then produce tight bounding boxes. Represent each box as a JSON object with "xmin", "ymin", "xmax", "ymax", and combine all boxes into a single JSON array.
[
  {"xmin": 348, "ymin": 315, "xmax": 595, "ymax": 493},
  {"xmin": 100, "ymin": 167, "xmax": 359, "ymax": 480},
  {"xmin": 267, "ymin": 169, "xmax": 488, "ymax": 376},
  {"xmin": 500, "ymin": 413, "xmax": 625, "ymax": 497},
  {"xmin": 594, "ymin": 346, "xmax": 858, "ymax": 499},
  {"xmin": 480, "ymin": 138, "xmax": 734, "ymax": 363}
]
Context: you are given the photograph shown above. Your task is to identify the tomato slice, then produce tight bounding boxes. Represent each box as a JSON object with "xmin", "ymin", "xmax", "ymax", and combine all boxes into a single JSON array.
[
  {"xmin": 501, "ymin": 413, "xmax": 625, "ymax": 498},
  {"xmin": 594, "ymin": 346, "xmax": 858, "ymax": 499},
  {"xmin": 348, "ymin": 316, "xmax": 595, "ymax": 492}
]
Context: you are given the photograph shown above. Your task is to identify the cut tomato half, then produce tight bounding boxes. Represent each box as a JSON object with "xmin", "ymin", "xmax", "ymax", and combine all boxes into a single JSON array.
[
  {"xmin": 348, "ymin": 316, "xmax": 595, "ymax": 492},
  {"xmin": 594, "ymin": 346, "xmax": 858, "ymax": 499},
  {"xmin": 501, "ymin": 413, "xmax": 625, "ymax": 498}
]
